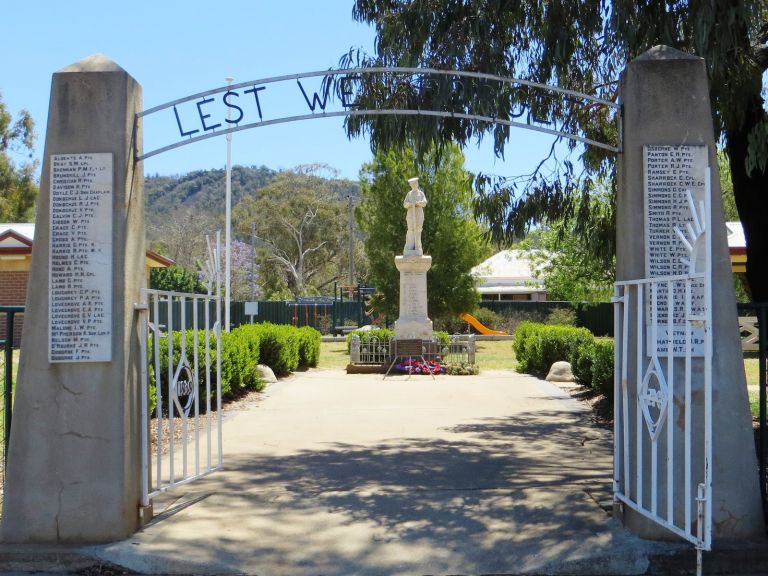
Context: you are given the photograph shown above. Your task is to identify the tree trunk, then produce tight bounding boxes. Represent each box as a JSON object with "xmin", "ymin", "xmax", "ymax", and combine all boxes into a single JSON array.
[{"xmin": 726, "ymin": 97, "xmax": 768, "ymax": 303}]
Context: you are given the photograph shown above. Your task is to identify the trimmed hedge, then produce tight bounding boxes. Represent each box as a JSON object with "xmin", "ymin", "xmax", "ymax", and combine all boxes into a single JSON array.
[
  {"xmin": 512, "ymin": 321, "xmax": 614, "ymax": 400},
  {"xmin": 297, "ymin": 326, "xmax": 321, "ymax": 367},
  {"xmin": 149, "ymin": 322, "xmax": 320, "ymax": 415},
  {"xmin": 150, "ymin": 326, "xmax": 263, "ymax": 416},
  {"xmin": 247, "ymin": 322, "xmax": 300, "ymax": 376}
]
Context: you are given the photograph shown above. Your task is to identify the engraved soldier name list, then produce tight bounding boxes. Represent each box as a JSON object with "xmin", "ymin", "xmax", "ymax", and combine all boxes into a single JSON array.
[
  {"xmin": 644, "ymin": 145, "xmax": 708, "ymax": 356},
  {"xmin": 49, "ymin": 153, "xmax": 113, "ymax": 362}
]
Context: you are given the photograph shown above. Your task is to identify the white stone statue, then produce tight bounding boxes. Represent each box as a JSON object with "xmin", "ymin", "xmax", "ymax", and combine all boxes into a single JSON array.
[{"xmin": 403, "ymin": 177, "xmax": 427, "ymax": 256}]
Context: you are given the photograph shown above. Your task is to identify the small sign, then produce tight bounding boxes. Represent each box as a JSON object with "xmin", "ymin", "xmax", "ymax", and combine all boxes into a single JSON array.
[
  {"xmin": 244, "ymin": 301, "xmax": 259, "ymax": 316},
  {"xmin": 396, "ymin": 339, "xmax": 424, "ymax": 356}
]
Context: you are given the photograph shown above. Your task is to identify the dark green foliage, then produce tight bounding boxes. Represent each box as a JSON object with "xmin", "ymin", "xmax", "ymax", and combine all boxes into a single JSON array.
[
  {"xmin": 590, "ymin": 340, "xmax": 615, "ymax": 400},
  {"xmin": 512, "ymin": 321, "xmax": 614, "ymax": 399},
  {"xmin": 150, "ymin": 265, "xmax": 207, "ymax": 294},
  {"xmin": 250, "ymin": 323, "xmax": 300, "ymax": 376},
  {"xmin": 546, "ymin": 307, "xmax": 578, "ymax": 327},
  {"xmin": 433, "ymin": 315, "xmax": 467, "ymax": 334},
  {"xmin": 148, "ymin": 326, "xmax": 267, "ymax": 416},
  {"xmin": 297, "ymin": 326, "xmax": 322, "ymax": 368},
  {"xmin": 222, "ymin": 328, "xmax": 263, "ymax": 393},
  {"xmin": 346, "ymin": 0, "xmax": 768, "ymax": 300},
  {"xmin": 470, "ymin": 308, "xmax": 503, "ymax": 333},
  {"xmin": 150, "ymin": 331, "xmax": 223, "ymax": 417},
  {"xmin": 0, "ymin": 92, "xmax": 38, "ymax": 222}
]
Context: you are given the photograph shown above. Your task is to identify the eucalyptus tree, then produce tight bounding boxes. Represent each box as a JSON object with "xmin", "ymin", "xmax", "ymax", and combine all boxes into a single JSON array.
[
  {"xmin": 232, "ymin": 167, "xmax": 350, "ymax": 298},
  {"xmin": 0, "ymin": 93, "xmax": 38, "ymax": 221},
  {"xmin": 341, "ymin": 0, "xmax": 768, "ymax": 300}
]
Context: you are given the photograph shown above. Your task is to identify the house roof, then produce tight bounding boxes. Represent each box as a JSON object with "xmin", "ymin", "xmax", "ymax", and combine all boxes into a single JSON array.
[
  {"xmin": 0, "ymin": 223, "xmax": 35, "ymax": 249},
  {"xmin": 471, "ymin": 250, "xmax": 545, "ymax": 287}
]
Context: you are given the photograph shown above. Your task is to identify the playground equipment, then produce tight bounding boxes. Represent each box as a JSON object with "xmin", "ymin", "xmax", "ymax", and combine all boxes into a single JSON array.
[{"xmin": 459, "ymin": 312, "xmax": 508, "ymax": 335}]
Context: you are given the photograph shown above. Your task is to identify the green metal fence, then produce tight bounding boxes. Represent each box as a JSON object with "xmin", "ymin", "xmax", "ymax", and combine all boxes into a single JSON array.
[
  {"xmin": 154, "ymin": 298, "xmax": 612, "ymax": 336},
  {"xmin": 1, "ymin": 305, "xmax": 24, "ymax": 492},
  {"xmin": 478, "ymin": 300, "xmax": 614, "ymax": 336},
  {"xmin": 155, "ymin": 299, "xmax": 370, "ymax": 334}
]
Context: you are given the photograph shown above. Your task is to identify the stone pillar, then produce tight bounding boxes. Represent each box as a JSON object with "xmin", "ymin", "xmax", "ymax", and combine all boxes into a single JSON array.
[
  {"xmin": 394, "ymin": 255, "xmax": 433, "ymax": 340},
  {"xmin": 1, "ymin": 55, "xmax": 144, "ymax": 542},
  {"xmin": 617, "ymin": 46, "xmax": 763, "ymax": 540}
]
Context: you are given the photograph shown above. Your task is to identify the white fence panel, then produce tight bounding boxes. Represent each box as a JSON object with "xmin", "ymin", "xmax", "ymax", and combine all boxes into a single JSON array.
[{"xmin": 137, "ymin": 288, "xmax": 222, "ymax": 506}]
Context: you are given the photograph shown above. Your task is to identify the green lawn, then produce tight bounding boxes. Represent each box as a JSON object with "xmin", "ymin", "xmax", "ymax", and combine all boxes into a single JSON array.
[{"xmin": 318, "ymin": 341, "xmax": 353, "ymax": 370}]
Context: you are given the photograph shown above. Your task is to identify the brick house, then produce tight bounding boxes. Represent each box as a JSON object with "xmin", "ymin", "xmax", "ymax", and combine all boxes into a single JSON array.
[{"xmin": 0, "ymin": 223, "xmax": 173, "ymax": 346}]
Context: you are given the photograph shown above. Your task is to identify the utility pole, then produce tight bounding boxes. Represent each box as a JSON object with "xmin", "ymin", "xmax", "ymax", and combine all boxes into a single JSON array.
[
  {"xmin": 348, "ymin": 194, "xmax": 355, "ymax": 294},
  {"xmin": 251, "ymin": 222, "xmax": 256, "ymax": 300},
  {"xmin": 224, "ymin": 76, "xmax": 234, "ymax": 332}
]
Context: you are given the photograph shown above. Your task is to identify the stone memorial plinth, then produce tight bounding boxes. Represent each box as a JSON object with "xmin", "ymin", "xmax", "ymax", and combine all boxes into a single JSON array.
[
  {"xmin": 393, "ymin": 177, "xmax": 433, "ymax": 341},
  {"xmin": 1, "ymin": 54, "xmax": 144, "ymax": 543},
  {"xmin": 394, "ymin": 254, "xmax": 433, "ymax": 340}
]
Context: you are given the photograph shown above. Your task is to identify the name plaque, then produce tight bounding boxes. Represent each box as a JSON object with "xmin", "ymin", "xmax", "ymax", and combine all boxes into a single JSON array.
[
  {"xmin": 643, "ymin": 145, "xmax": 708, "ymax": 356},
  {"xmin": 49, "ymin": 153, "xmax": 113, "ymax": 363}
]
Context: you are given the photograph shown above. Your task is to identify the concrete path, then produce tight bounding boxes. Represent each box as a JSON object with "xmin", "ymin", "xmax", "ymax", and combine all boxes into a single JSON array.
[{"xmin": 88, "ymin": 369, "xmax": 678, "ymax": 575}]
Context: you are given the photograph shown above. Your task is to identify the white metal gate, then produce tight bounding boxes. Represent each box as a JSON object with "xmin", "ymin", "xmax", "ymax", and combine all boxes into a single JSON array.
[
  {"xmin": 613, "ymin": 169, "xmax": 713, "ymax": 554},
  {"xmin": 136, "ymin": 288, "xmax": 223, "ymax": 506}
]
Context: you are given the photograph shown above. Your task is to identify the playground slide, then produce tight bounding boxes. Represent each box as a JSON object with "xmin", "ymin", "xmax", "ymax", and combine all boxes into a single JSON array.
[{"xmin": 459, "ymin": 312, "xmax": 508, "ymax": 335}]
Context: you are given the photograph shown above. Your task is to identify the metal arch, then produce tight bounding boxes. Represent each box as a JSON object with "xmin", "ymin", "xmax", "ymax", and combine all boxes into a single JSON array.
[
  {"xmin": 138, "ymin": 66, "xmax": 619, "ymax": 118},
  {"xmin": 138, "ymin": 108, "xmax": 619, "ymax": 162},
  {"xmin": 136, "ymin": 66, "xmax": 621, "ymax": 161}
]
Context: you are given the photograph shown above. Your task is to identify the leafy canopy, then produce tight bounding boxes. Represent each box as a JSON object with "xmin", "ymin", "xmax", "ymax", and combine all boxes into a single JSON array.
[{"xmin": 341, "ymin": 0, "xmax": 768, "ymax": 297}]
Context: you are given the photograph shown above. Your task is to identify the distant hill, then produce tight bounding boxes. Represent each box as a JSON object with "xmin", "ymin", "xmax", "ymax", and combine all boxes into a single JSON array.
[
  {"xmin": 144, "ymin": 164, "xmax": 360, "ymax": 244},
  {"xmin": 145, "ymin": 165, "xmax": 277, "ymax": 219}
]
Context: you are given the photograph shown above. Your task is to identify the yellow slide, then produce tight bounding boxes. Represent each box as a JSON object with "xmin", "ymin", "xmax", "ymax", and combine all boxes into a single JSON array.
[{"xmin": 459, "ymin": 312, "xmax": 508, "ymax": 335}]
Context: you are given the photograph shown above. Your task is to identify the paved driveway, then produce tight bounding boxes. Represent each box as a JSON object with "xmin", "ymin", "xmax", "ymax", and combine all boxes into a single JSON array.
[{"xmin": 91, "ymin": 369, "xmax": 671, "ymax": 575}]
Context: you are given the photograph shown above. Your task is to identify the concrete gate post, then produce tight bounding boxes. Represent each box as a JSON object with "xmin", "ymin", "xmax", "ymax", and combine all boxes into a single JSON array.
[
  {"xmin": 1, "ymin": 55, "xmax": 144, "ymax": 542},
  {"xmin": 617, "ymin": 46, "xmax": 763, "ymax": 540}
]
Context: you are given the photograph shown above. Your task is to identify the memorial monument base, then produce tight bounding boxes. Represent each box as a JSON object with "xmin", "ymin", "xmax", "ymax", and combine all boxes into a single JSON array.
[{"xmin": 394, "ymin": 254, "xmax": 433, "ymax": 340}]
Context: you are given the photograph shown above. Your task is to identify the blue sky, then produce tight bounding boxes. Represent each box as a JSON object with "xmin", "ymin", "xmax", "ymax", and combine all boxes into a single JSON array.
[{"xmin": 1, "ymin": 1, "xmax": 557, "ymax": 181}]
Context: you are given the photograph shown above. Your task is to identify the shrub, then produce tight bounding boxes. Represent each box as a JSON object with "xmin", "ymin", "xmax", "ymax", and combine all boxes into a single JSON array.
[
  {"xmin": 569, "ymin": 339, "xmax": 595, "ymax": 387},
  {"xmin": 433, "ymin": 331, "xmax": 451, "ymax": 346},
  {"xmin": 591, "ymin": 339, "xmax": 615, "ymax": 399},
  {"xmin": 227, "ymin": 324, "xmax": 263, "ymax": 391},
  {"xmin": 546, "ymin": 307, "xmax": 578, "ymax": 326},
  {"xmin": 346, "ymin": 328, "xmax": 395, "ymax": 352},
  {"xmin": 252, "ymin": 322, "xmax": 300, "ymax": 376},
  {"xmin": 511, "ymin": 321, "xmax": 541, "ymax": 373},
  {"xmin": 149, "ymin": 330, "xmax": 223, "ymax": 417},
  {"xmin": 444, "ymin": 361, "xmax": 480, "ymax": 375},
  {"xmin": 471, "ymin": 307, "xmax": 504, "ymax": 332},
  {"xmin": 433, "ymin": 315, "xmax": 467, "ymax": 334},
  {"xmin": 512, "ymin": 321, "xmax": 615, "ymax": 400},
  {"xmin": 297, "ymin": 326, "xmax": 321, "ymax": 368},
  {"xmin": 512, "ymin": 322, "xmax": 592, "ymax": 376}
]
